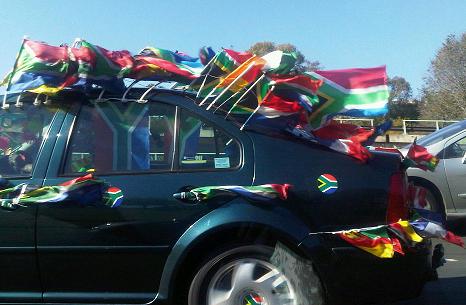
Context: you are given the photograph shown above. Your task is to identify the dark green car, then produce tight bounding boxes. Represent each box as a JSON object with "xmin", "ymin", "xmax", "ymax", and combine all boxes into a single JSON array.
[{"xmin": 0, "ymin": 89, "xmax": 434, "ymax": 305}]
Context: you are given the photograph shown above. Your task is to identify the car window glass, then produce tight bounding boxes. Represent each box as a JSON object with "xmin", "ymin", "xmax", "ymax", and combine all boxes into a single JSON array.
[
  {"xmin": 0, "ymin": 104, "xmax": 56, "ymax": 177},
  {"xmin": 63, "ymin": 101, "xmax": 176, "ymax": 174},
  {"xmin": 417, "ymin": 120, "xmax": 466, "ymax": 147},
  {"xmin": 179, "ymin": 110, "xmax": 240, "ymax": 170},
  {"xmin": 443, "ymin": 136, "xmax": 466, "ymax": 159}
]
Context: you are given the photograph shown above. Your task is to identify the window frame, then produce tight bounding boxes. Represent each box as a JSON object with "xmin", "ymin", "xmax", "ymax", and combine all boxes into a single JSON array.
[{"xmin": 59, "ymin": 99, "xmax": 243, "ymax": 177}]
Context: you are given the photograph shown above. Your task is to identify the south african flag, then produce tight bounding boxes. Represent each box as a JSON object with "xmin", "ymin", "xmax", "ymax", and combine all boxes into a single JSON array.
[{"xmin": 317, "ymin": 174, "xmax": 338, "ymax": 194}]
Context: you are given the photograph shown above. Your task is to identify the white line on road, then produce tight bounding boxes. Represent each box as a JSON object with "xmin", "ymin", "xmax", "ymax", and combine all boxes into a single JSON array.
[{"xmin": 445, "ymin": 258, "xmax": 459, "ymax": 262}]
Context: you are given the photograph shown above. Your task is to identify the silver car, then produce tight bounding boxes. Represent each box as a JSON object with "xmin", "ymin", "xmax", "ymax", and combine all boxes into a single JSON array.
[{"xmin": 401, "ymin": 120, "xmax": 466, "ymax": 219}]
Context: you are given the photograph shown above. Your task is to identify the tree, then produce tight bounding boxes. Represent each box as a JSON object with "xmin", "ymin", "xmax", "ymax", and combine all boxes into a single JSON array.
[
  {"xmin": 248, "ymin": 41, "xmax": 322, "ymax": 72},
  {"xmin": 420, "ymin": 33, "xmax": 466, "ymax": 119},
  {"xmin": 387, "ymin": 76, "xmax": 419, "ymax": 119}
]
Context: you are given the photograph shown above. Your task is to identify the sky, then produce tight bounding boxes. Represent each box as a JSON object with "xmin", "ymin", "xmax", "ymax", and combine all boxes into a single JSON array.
[{"xmin": 0, "ymin": 0, "xmax": 465, "ymax": 96}]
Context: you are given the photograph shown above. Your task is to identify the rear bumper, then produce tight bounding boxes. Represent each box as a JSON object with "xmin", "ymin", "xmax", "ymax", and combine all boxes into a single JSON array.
[{"xmin": 299, "ymin": 233, "xmax": 433, "ymax": 305}]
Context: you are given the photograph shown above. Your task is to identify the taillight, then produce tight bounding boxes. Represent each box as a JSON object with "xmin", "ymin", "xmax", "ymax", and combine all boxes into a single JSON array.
[{"xmin": 386, "ymin": 171, "xmax": 410, "ymax": 223}]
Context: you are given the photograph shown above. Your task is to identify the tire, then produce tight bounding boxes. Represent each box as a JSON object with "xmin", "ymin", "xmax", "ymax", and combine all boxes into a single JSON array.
[{"xmin": 187, "ymin": 243, "xmax": 324, "ymax": 305}]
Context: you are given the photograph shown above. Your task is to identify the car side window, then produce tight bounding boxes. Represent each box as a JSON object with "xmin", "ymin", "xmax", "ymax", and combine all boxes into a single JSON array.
[
  {"xmin": 0, "ymin": 104, "xmax": 56, "ymax": 177},
  {"xmin": 63, "ymin": 101, "xmax": 176, "ymax": 174},
  {"xmin": 178, "ymin": 109, "xmax": 240, "ymax": 170},
  {"xmin": 443, "ymin": 136, "xmax": 466, "ymax": 159}
]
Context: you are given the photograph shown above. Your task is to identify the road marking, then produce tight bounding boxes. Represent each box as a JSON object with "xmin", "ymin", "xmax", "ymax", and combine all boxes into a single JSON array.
[{"xmin": 445, "ymin": 258, "xmax": 459, "ymax": 262}]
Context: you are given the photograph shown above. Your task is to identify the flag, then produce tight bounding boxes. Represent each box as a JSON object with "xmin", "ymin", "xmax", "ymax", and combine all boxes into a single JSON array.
[
  {"xmin": 213, "ymin": 55, "xmax": 265, "ymax": 93},
  {"xmin": 187, "ymin": 184, "xmax": 291, "ymax": 202},
  {"xmin": 311, "ymin": 122, "xmax": 374, "ymax": 161},
  {"xmin": 408, "ymin": 184, "xmax": 428, "ymax": 209},
  {"xmin": 72, "ymin": 40, "xmax": 134, "ymax": 93},
  {"xmin": 410, "ymin": 218, "xmax": 464, "ymax": 248},
  {"xmin": 189, "ymin": 48, "xmax": 253, "ymax": 97},
  {"xmin": 269, "ymin": 74, "xmax": 323, "ymax": 97},
  {"xmin": 1, "ymin": 39, "xmax": 75, "ymax": 93},
  {"xmin": 0, "ymin": 174, "xmax": 124, "ymax": 209},
  {"xmin": 261, "ymin": 50, "xmax": 298, "ymax": 74},
  {"xmin": 403, "ymin": 140, "xmax": 439, "ymax": 171},
  {"xmin": 338, "ymin": 226, "xmax": 396, "ymax": 258},
  {"xmin": 139, "ymin": 47, "xmax": 203, "ymax": 74},
  {"xmin": 307, "ymin": 66, "xmax": 389, "ymax": 128},
  {"xmin": 389, "ymin": 220, "xmax": 423, "ymax": 243},
  {"xmin": 130, "ymin": 55, "xmax": 199, "ymax": 84},
  {"xmin": 199, "ymin": 46, "xmax": 216, "ymax": 65},
  {"xmin": 362, "ymin": 120, "xmax": 393, "ymax": 146},
  {"xmin": 102, "ymin": 186, "xmax": 124, "ymax": 208}
]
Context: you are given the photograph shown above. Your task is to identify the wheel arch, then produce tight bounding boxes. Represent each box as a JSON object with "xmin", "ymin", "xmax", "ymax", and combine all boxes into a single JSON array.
[{"xmin": 154, "ymin": 201, "xmax": 313, "ymax": 304}]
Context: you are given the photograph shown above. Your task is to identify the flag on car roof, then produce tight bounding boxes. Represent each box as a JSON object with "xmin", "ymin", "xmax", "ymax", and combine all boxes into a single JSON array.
[
  {"xmin": 199, "ymin": 46, "xmax": 216, "ymax": 65},
  {"xmin": 307, "ymin": 66, "xmax": 389, "ymax": 129},
  {"xmin": 72, "ymin": 40, "xmax": 134, "ymax": 93},
  {"xmin": 130, "ymin": 55, "xmax": 200, "ymax": 84},
  {"xmin": 0, "ymin": 39, "xmax": 74, "ymax": 93},
  {"xmin": 189, "ymin": 48, "xmax": 253, "ymax": 97},
  {"xmin": 403, "ymin": 140, "xmax": 439, "ymax": 172},
  {"xmin": 139, "ymin": 47, "xmax": 204, "ymax": 74},
  {"xmin": 338, "ymin": 226, "xmax": 398, "ymax": 258},
  {"xmin": 261, "ymin": 50, "xmax": 298, "ymax": 74}
]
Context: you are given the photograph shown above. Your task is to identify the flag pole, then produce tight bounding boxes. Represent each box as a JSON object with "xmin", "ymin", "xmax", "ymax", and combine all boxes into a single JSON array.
[
  {"xmin": 2, "ymin": 36, "xmax": 28, "ymax": 110},
  {"xmin": 205, "ymin": 62, "xmax": 255, "ymax": 110},
  {"xmin": 212, "ymin": 89, "xmax": 243, "ymax": 114},
  {"xmin": 192, "ymin": 53, "xmax": 217, "ymax": 98},
  {"xmin": 239, "ymin": 85, "xmax": 275, "ymax": 131},
  {"xmin": 224, "ymin": 74, "xmax": 265, "ymax": 119}
]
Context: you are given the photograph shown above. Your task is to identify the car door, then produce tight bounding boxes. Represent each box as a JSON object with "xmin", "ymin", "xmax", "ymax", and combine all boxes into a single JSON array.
[
  {"xmin": 443, "ymin": 132, "xmax": 466, "ymax": 212},
  {"xmin": 0, "ymin": 102, "xmax": 65, "ymax": 303},
  {"xmin": 36, "ymin": 94, "xmax": 254, "ymax": 304}
]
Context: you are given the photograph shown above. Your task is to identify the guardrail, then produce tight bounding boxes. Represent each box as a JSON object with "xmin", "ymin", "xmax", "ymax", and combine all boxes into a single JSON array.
[
  {"xmin": 402, "ymin": 119, "xmax": 459, "ymax": 134},
  {"xmin": 335, "ymin": 118, "xmax": 374, "ymax": 127}
]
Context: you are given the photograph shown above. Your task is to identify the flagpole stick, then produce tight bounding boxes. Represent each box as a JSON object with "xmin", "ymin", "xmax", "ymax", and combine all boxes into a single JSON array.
[
  {"xmin": 193, "ymin": 54, "xmax": 217, "ymax": 98},
  {"xmin": 224, "ymin": 74, "xmax": 265, "ymax": 119},
  {"xmin": 187, "ymin": 53, "xmax": 217, "ymax": 91},
  {"xmin": 212, "ymin": 89, "xmax": 243, "ymax": 114},
  {"xmin": 239, "ymin": 85, "xmax": 275, "ymax": 131},
  {"xmin": 2, "ymin": 36, "xmax": 28, "ymax": 110},
  {"xmin": 205, "ymin": 63, "xmax": 255, "ymax": 110}
]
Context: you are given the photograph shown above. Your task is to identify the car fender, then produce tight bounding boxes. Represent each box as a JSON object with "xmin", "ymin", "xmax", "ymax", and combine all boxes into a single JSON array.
[{"xmin": 154, "ymin": 199, "xmax": 312, "ymax": 301}]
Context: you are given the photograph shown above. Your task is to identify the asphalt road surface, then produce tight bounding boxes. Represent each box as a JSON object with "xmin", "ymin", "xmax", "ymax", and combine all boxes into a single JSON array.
[{"xmin": 385, "ymin": 220, "xmax": 466, "ymax": 305}]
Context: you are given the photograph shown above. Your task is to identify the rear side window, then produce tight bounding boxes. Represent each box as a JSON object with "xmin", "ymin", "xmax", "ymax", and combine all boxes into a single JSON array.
[
  {"xmin": 63, "ymin": 101, "xmax": 176, "ymax": 174},
  {"xmin": 178, "ymin": 109, "xmax": 240, "ymax": 170},
  {"xmin": 0, "ymin": 104, "xmax": 56, "ymax": 177}
]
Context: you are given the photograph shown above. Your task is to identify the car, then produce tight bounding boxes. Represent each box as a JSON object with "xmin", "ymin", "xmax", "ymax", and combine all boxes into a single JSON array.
[
  {"xmin": 0, "ymin": 88, "xmax": 436, "ymax": 305},
  {"xmin": 400, "ymin": 120, "xmax": 466, "ymax": 219}
]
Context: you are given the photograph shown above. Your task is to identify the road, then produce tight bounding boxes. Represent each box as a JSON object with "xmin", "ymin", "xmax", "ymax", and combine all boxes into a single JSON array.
[{"xmin": 386, "ymin": 220, "xmax": 466, "ymax": 305}]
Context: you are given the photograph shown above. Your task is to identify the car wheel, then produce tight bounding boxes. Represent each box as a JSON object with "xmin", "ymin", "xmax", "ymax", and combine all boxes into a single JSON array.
[{"xmin": 187, "ymin": 244, "xmax": 324, "ymax": 305}]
